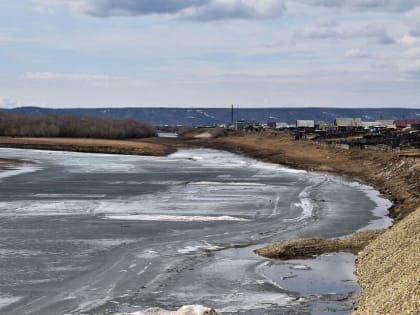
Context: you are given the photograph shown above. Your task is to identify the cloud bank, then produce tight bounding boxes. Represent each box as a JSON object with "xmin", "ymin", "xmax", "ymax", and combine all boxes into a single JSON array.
[
  {"xmin": 68, "ymin": 0, "xmax": 286, "ymax": 20},
  {"xmin": 297, "ymin": 21, "xmax": 395, "ymax": 44},
  {"xmin": 45, "ymin": 0, "xmax": 420, "ymax": 19}
]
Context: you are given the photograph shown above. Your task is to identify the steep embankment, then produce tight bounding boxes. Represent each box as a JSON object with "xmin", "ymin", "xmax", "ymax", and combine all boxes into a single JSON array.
[
  {"xmin": 190, "ymin": 132, "xmax": 419, "ymax": 314},
  {"xmin": 354, "ymin": 206, "xmax": 419, "ymax": 314}
]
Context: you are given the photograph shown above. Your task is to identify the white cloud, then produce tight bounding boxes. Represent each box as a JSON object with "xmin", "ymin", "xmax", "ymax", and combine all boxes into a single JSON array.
[
  {"xmin": 31, "ymin": 5, "xmax": 55, "ymax": 15},
  {"xmin": 32, "ymin": 0, "xmax": 420, "ymax": 19},
  {"xmin": 76, "ymin": 0, "xmax": 206, "ymax": 17},
  {"xmin": 46, "ymin": 0, "xmax": 287, "ymax": 20},
  {"xmin": 22, "ymin": 72, "xmax": 122, "ymax": 81},
  {"xmin": 345, "ymin": 48, "xmax": 368, "ymax": 57},
  {"xmin": 0, "ymin": 96, "xmax": 25, "ymax": 108},
  {"xmin": 297, "ymin": 21, "xmax": 395, "ymax": 44},
  {"xmin": 5, "ymin": 0, "xmax": 418, "ymax": 108},
  {"xmin": 400, "ymin": 34, "xmax": 418, "ymax": 45},
  {"xmin": 405, "ymin": 6, "xmax": 420, "ymax": 36},
  {"xmin": 397, "ymin": 47, "xmax": 420, "ymax": 76},
  {"xmin": 177, "ymin": 0, "xmax": 285, "ymax": 20},
  {"xmin": 21, "ymin": 72, "xmax": 145, "ymax": 87},
  {"xmin": 299, "ymin": 0, "xmax": 420, "ymax": 12}
]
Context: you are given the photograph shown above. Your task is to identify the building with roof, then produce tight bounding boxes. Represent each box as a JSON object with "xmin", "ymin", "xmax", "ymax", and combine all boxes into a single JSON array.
[
  {"xmin": 394, "ymin": 119, "xmax": 420, "ymax": 129},
  {"xmin": 334, "ymin": 118, "xmax": 363, "ymax": 129},
  {"xmin": 296, "ymin": 120, "xmax": 315, "ymax": 129},
  {"xmin": 360, "ymin": 120, "xmax": 395, "ymax": 129}
]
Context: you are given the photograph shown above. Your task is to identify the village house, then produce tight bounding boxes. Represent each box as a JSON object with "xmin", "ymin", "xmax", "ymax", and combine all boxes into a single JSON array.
[
  {"xmin": 296, "ymin": 120, "xmax": 315, "ymax": 129},
  {"xmin": 394, "ymin": 119, "xmax": 420, "ymax": 129},
  {"xmin": 360, "ymin": 120, "xmax": 395, "ymax": 130},
  {"xmin": 334, "ymin": 118, "xmax": 363, "ymax": 130}
]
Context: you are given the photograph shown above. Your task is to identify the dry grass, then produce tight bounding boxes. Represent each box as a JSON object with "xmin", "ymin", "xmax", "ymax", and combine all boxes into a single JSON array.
[
  {"xmin": 0, "ymin": 137, "xmax": 173, "ymax": 156},
  {"xmin": 256, "ymin": 230, "xmax": 386, "ymax": 259}
]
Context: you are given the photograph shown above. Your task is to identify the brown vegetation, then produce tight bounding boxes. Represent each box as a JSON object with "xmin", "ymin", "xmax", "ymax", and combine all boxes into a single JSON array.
[
  {"xmin": 255, "ymin": 230, "xmax": 385, "ymax": 259},
  {"xmin": 178, "ymin": 127, "xmax": 227, "ymax": 139},
  {"xmin": 0, "ymin": 113, "xmax": 157, "ymax": 139},
  {"xmin": 0, "ymin": 137, "xmax": 173, "ymax": 156},
  {"xmin": 0, "ymin": 158, "xmax": 23, "ymax": 171}
]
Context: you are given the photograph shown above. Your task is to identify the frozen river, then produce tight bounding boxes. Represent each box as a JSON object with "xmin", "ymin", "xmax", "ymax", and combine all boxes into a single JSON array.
[{"xmin": 0, "ymin": 148, "xmax": 391, "ymax": 314}]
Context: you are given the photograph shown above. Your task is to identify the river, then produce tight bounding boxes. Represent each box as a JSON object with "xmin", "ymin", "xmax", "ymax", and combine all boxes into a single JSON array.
[{"xmin": 0, "ymin": 148, "xmax": 391, "ymax": 315}]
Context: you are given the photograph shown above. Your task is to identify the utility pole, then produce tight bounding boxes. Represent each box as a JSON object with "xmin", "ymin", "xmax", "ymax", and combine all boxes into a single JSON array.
[{"xmin": 231, "ymin": 104, "xmax": 234, "ymax": 125}]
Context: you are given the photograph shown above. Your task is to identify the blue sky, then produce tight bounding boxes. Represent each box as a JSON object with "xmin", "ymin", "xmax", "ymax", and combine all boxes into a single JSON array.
[{"xmin": 1, "ymin": 0, "xmax": 420, "ymax": 108}]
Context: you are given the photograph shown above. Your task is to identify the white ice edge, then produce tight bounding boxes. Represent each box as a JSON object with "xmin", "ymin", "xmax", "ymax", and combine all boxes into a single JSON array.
[
  {"xmin": 104, "ymin": 214, "xmax": 251, "ymax": 222},
  {"xmin": 339, "ymin": 178, "xmax": 393, "ymax": 231},
  {"xmin": 0, "ymin": 164, "xmax": 42, "ymax": 180},
  {"xmin": 0, "ymin": 295, "xmax": 22, "ymax": 310},
  {"xmin": 169, "ymin": 149, "xmax": 307, "ymax": 174},
  {"xmin": 294, "ymin": 185, "xmax": 315, "ymax": 221}
]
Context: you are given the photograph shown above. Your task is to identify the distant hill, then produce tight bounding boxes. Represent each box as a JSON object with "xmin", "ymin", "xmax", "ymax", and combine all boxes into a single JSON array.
[{"xmin": 3, "ymin": 107, "xmax": 419, "ymax": 126}]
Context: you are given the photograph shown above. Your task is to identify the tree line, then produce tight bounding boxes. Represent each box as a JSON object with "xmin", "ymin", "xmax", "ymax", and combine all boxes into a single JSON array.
[{"xmin": 0, "ymin": 113, "xmax": 157, "ymax": 139}]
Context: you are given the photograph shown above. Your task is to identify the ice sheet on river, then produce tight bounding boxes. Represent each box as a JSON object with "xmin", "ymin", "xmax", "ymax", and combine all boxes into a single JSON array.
[{"xmin": 0, "ymin": 148, "xmax": 391, "ymax": 314}]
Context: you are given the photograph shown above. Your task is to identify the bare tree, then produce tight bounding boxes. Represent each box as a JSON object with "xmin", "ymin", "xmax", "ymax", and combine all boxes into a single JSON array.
[{"xmin": 0, "ymin": 113, "xmax": 157, "ymax": 139}]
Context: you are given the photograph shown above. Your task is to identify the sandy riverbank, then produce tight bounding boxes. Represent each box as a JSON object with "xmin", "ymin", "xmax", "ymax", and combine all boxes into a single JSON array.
[{"xmin": 0, "ymin": 133, "xmax": 418, "ymax": 314}]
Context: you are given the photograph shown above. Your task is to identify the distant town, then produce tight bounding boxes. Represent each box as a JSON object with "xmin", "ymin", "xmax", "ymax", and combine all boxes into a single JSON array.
[
  {"xmin": 1, "ymin": 106, "xmax": 419, "ymax": 150},
  {"xmin": 200, "ymin": 117, "xmax": 420, "ymax": 151}
]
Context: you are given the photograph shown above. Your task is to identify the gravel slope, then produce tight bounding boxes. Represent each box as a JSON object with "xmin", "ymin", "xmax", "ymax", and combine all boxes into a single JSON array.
[{"xmin": 354, "ymin": 207, "xmax": 420, "ymax": 315}]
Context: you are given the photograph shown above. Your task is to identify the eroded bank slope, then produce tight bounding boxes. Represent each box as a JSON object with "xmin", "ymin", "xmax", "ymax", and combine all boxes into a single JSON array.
[{"xmin": 354, "ymin": 206, "xmax": 419, "ymax": 314}]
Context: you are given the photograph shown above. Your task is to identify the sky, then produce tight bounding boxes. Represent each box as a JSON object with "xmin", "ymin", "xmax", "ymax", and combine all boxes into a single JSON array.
[{"xmin": 0, "ymin": 0, "xmax": 420, "ymax": 108}]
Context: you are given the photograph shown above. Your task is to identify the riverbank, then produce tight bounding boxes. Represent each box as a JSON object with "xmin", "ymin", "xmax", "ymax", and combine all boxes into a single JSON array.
[{"xmin": 0, "ymin": 137, "xmax": 174, "ymax": 157}]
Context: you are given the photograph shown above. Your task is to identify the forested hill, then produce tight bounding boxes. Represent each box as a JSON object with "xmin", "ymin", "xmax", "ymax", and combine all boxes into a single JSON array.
[{"xmin": 3, "ymin": 107, "xmax": 419, "ymax": 126}]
